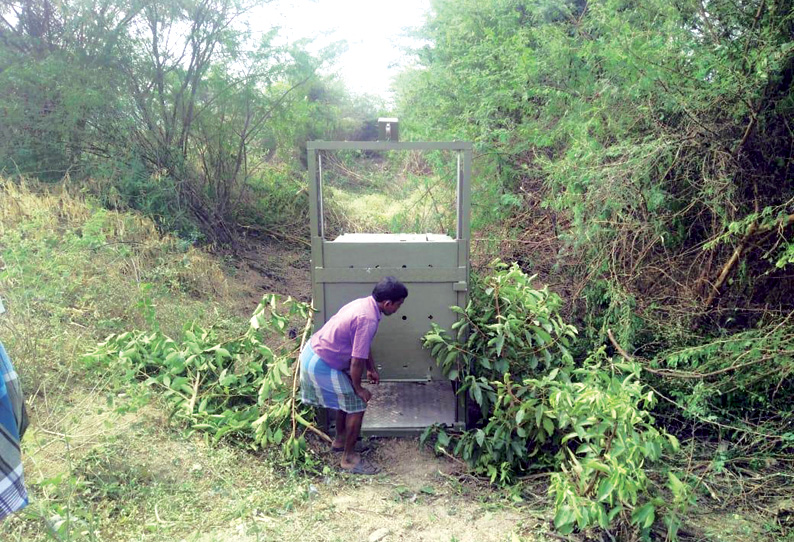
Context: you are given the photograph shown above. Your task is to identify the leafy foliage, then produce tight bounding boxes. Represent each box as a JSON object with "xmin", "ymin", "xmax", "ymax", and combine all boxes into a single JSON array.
[
  {"xmin": 546, "ymin": 350, "xmax": 688, "ymax": 538},
  {"xmin": 398, "ymin": 0, "xmax": 794, "ymax": 454},
  {"xmin": 84, "ymin": 294, "xmax": 318, "ymax": 463},
  {"xmin": 650, "ymin": 321, "xmax": 794, "ymax": 429},
  {"xmin": 424, "ymin": 261, "xmax": 577, "ymax": 406},
  {"xmin": 423, "ymin": 262, "xmax": 688, "ymax": 538},
  {"xmin": 397, "ymin": 0, "xmax": 794, "ymax": 332},
  {"xmin": 0, "ymin": 0, "xmax": 379, "ymax": 243}
]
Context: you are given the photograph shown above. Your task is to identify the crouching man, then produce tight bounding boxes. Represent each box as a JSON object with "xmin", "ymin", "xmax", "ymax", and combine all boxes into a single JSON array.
[{"xmin": 299, "ymin": 277, "xmax": 407, "ymax": 474}]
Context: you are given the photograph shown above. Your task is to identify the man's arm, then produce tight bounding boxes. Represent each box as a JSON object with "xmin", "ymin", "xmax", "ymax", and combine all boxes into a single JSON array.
[
  {"xmin": 366, "ymin": 351, "xmax": 380, "ymax": 384},
  {"xmin": 350, "ymin": 357, "xmax": 372, "ymax": 402}
]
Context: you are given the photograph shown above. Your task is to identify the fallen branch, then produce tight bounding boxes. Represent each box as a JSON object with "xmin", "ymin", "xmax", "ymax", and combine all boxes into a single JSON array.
[
  {"xmin": 187, "ymin": 370, "xmax": 202, "ymax": 414},
  {"xmin": 607, "ymin": 329, "xmax": 783, "ymax": 440},
  {"xmin": 704, "ymin": 213, "xmax": 794, "ymax": 307},
  {"xmin": 290, "ymin": 306, "xmax": 318, "ymax": 440},
  {"xmin": 303, "ymin": 422, "xmax": 332, "ymax": 443}
]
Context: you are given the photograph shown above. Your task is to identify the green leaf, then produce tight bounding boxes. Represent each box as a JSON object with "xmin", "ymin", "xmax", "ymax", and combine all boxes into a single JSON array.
[
  {"xmin": 532, "ymin": 326, "xmax": 552, "ymax": 345},
  {"xmin": 597, "ymin": 476, "xmax": 616, "ymax": 502},
  {"xmin": 668, "ymin": 472, "xmax": 685, "ymax": 496},
  {"xmin": 631, "ymin": 502, "xmax": 655, "ymax": 529},
  {"xmin": 444, "ymin": 349, "xmax": 458, "ymax": 368},
  {"xmin": 554, "ymin": 505, "xmax": 575, "ymax": 533},
  {"xmin": 597, "ymin": 503, "xmax": 609, "ymax": 529},
  {"xmin": 472, "ymin": 383, "xmax": 483, "ymax": 405},
  {"xmin": 542, "ymin": 417, "xmax": 555, "ymax": 435},
  {"xmin": 494, "ymin": 334, "xmax": 505, "ymax": 356}
]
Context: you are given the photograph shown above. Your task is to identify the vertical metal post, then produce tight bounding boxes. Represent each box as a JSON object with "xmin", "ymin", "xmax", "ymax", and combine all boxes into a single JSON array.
[
  {"xmin": 458, "ymin": 149, "xmax": 472, "ymax": 243},
  {"xmin": 455, "ymin": 148, "xmax": 473, "ymax": 427},
  {"xmin": 308, "ymin": 146, "xmax": 328, "ymax": 431},
  {"xmin": 308, "ymin": 147, "xmax": 326, "ymax": 325},
  {"xmin": 456, "ymin": 149, "xmax": 472, "ymax": 270},
  {"xmin": 318, "ymin": 152, "xmax": 325, "ymax": 240},
  {"xmin": 456, "ymin": 152, "xmax": 462, "ymax": 240},
  {"xmin": 308, "ymin": 147, "xmax": 319, "ymax": 237}
]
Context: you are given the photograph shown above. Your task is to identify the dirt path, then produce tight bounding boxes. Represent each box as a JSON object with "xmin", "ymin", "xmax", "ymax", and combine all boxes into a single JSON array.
[
  {"xmin": 191, "ymin": 438, "xmax": 544, "ymax": 542},
  {"xmin": 229, "ymin": 232, "xmax": 312, "ymax": 314}
]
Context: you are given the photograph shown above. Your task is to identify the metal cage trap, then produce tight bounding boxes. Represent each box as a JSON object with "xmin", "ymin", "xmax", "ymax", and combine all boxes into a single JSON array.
[{"xmin": 308, "ymin": 119, "xmax": 472, "ymax": 436}]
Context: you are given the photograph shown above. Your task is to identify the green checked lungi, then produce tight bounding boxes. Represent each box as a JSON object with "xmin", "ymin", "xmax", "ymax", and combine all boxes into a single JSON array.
[{"xmin": 299, "ymin": 344, "xmax": 366, "ymax": 413}]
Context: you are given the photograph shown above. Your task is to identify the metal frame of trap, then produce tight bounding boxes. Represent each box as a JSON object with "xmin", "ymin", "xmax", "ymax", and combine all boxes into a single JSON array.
[{"xmin": 307, "ymin": 139, "xmax": 472, "ymax": 436}]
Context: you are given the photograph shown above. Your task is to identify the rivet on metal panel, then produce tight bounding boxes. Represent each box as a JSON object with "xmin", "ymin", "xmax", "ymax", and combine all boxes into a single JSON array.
[{"xmin": 401, "ymin": 316, "xmax": 407, "ymax": 320}]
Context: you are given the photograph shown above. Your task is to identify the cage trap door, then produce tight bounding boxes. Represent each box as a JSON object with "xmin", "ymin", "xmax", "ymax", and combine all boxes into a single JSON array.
[{"xmin": 319, "ymin": 234, "xmax": 463, "ymax": 381}]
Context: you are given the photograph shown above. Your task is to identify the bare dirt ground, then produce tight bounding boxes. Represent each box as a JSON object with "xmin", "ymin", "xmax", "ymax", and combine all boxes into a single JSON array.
[
  {"xmin": 228, "ymin": 233, "xmax": 312, "ymax": 312},
  {"xmin": 190, "ymin": 437, "xmax": 542, "ymax": 542}
]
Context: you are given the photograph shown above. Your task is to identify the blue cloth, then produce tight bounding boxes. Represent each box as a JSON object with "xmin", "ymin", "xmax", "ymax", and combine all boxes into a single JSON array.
[
  {"xmin": 299, "ymin": 344, "xmax": 367, "ymax": 413},
  {"xmin": 0, "ymin": 342, "xmax": 28, "ymax": 519}
]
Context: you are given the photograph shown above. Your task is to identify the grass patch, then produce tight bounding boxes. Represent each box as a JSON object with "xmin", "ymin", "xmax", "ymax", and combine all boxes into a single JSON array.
[
  {"xmin": 322, "ymin": 153, "xmax": 457, "ymax": 236},
  {"xmin": 0, "ymin": 178, "xmax": 249, "ymax": 540}
]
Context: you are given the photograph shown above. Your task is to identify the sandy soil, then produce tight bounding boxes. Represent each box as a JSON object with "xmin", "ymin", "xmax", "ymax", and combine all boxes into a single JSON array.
[{"xmin": 191, "ymin": 438, "xmax": 544, "ymax": 542}]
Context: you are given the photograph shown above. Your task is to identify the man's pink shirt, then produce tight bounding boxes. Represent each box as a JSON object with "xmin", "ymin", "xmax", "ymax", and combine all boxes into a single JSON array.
[{"xmin": 310, "ymin": 296, "xmax": 382, "ymax": 370}]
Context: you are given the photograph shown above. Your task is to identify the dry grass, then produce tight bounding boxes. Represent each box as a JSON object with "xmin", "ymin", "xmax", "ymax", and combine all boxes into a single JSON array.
[{"xmin": 0, "ymin": 179, "xmax": 229, "ymax": 300}]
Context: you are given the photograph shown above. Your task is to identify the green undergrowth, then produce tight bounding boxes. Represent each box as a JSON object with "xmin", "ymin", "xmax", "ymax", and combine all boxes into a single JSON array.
[
  {"xmin": 0, "ymin": 179, "xmax": 254, "ymax": 540},
  {"xmin": 423, "ymin": 262, "xmax": 692, "ymax": 539},
  {"xmin": 0, "ymin": 180, "xmax": 240, "ymax": 390},
  {"xmin": 0, "ymin": 180, "xmax": 779, "ymax": 542},
  {"xmin": 83, "ymin": 293, "xmax": 319, "ymax": 463}
]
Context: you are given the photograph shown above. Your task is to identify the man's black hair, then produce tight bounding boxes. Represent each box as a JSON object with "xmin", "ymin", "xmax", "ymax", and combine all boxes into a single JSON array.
[{"xmin": 372, "ymin": 277, "xmax": 408, "ymax": 302}]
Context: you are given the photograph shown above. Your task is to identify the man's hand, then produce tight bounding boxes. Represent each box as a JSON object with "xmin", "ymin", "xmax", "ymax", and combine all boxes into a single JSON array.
[
  {"xmin": 367, "ymin": 369, "xmax": 380, "ymax": 385},
  {"xmin": 355, "ymin": 386, "xmax": 372, "ymax": 403}
]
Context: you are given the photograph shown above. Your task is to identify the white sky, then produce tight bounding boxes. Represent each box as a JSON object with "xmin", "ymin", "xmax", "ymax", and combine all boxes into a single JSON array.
[{"xmin": 267, "ymin": 0, "xmax": 431, "ymax": 100}]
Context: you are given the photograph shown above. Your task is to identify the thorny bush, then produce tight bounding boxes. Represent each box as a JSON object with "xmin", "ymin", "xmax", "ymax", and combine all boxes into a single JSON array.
[{"xmin": 422, "ymin": 262, "xmax": 690, "ymax": 539}]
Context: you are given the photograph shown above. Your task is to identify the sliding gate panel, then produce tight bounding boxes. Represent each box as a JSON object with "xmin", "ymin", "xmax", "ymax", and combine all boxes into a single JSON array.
[{"xmin": 319, "ymin": 234, "xmax": 462, "ymax": 380}]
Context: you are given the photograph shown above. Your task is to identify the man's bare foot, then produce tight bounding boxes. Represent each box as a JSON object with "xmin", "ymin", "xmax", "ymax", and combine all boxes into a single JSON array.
[
  {"xmin": 340, "ymin": 452, "xmax": 361, "ymax": 470},
  {"xmin": 331, "ymin": 437, "xmax": 345, "ymax": 450}
]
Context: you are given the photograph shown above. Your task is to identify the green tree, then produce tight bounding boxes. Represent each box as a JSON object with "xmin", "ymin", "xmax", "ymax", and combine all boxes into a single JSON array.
[
  {"xmin": 0, "ymin": 0, "xmax": 361, "ymax": 242},
  {"xmin": 398, "ymin": 0, "xmax": 794, "ymax": 442}
]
